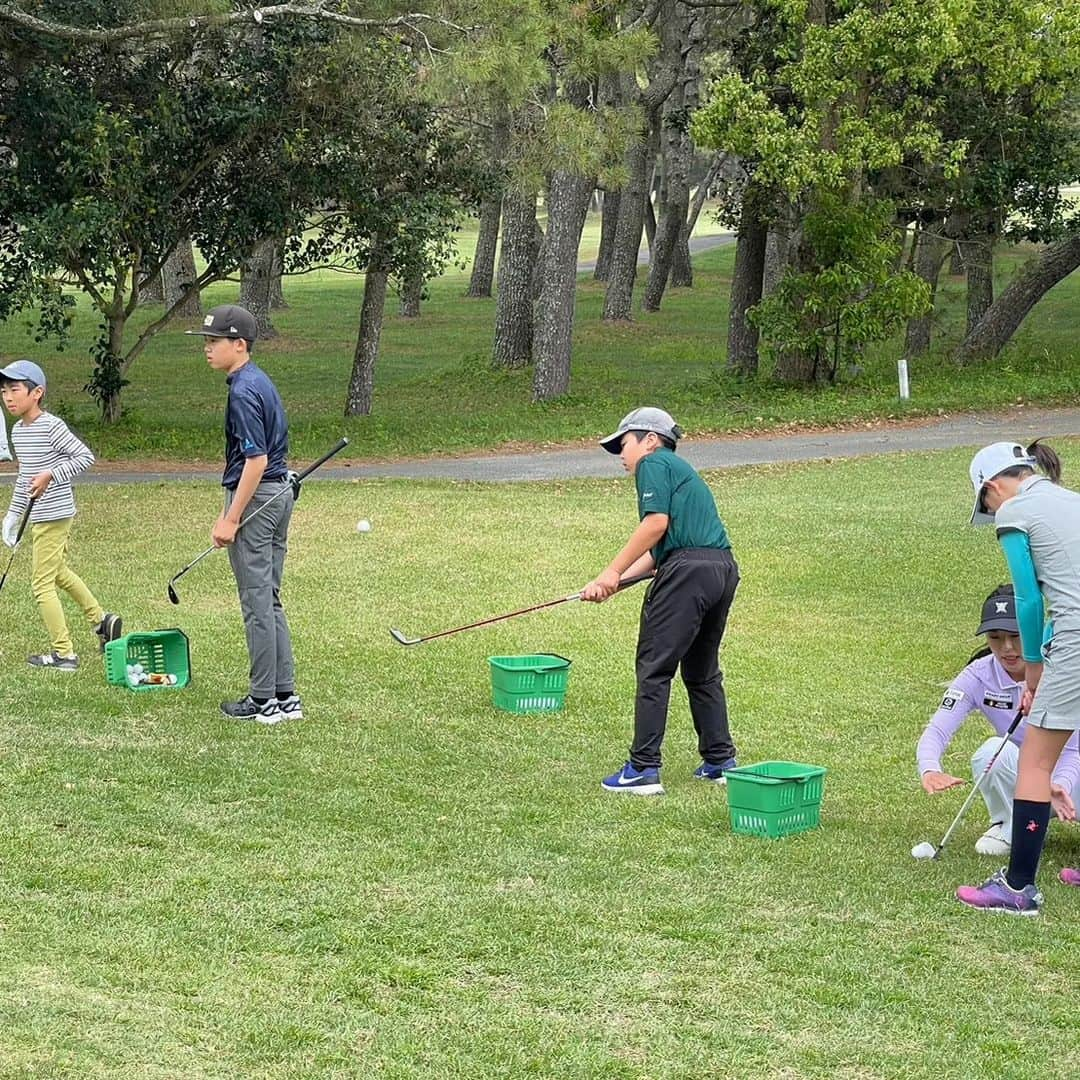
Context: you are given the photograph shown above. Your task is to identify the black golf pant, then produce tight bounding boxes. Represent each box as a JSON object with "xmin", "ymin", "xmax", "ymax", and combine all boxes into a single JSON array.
[{"xmin": 630, "ymin": 548, "xmax": 739, "ymax": 770}]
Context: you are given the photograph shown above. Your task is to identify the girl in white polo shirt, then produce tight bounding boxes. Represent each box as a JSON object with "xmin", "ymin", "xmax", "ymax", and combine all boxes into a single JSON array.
[{"xmin": 957, "ymin": 440, "xmax": 1080, "ymax": 915}]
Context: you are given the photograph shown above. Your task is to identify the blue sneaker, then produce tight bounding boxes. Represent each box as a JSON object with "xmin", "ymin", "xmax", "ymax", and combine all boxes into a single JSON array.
[
  {"xmin": 600, "ymin": 762, "xmax": 664, "ymax": 796},
  {"xmin": 956, "ymin": 868, "xmax": 1043, "ymax": 916},
  {"xmin": 694, "ymin": 758, "xmax": 737, "ymax": 784}
]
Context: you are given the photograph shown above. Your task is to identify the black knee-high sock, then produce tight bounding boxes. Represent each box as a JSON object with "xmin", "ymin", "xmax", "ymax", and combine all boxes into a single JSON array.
[{"xmin": 1006, "ymin": 800, "xmax": 1051, "ymax": 890}]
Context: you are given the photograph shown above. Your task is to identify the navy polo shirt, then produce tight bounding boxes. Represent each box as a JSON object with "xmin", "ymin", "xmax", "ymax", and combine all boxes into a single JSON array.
[{"xmin": 222, "ymin": 361, "xmax": 289, "ymax": 489}]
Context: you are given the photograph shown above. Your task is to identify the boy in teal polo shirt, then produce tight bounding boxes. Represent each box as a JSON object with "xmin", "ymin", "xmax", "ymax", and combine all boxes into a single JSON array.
[{"xmin": 583, "ymin": 407, "xmax": 740, "ymax": 795}]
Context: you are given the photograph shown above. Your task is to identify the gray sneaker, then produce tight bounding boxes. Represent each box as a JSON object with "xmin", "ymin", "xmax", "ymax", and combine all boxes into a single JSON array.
[
  {"xmin": 28, "ymin": 652, "xmax": 79, "ymax": 671},
  {"xmin": 221, "ymin": 696, "xmax": 284, "ymax": 724},
  {"xmin": 275, "ymin": 694, "xmax": 304, "ymax": 720}
]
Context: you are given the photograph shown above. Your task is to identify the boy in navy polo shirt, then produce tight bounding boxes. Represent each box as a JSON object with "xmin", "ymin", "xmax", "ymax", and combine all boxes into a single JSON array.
[
  {"xmin": 187, "ymin": 305, "xmax": 301, "ymax": 723},
  {"xmin": 582, "ymin": 407, "xmax": 740, "ymax": 795}
]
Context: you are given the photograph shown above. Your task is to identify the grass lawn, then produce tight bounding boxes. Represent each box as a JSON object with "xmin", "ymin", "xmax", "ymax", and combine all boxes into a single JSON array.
[
  {"xmin": 2, "ymin": 446, "xmax": 1079, "ymax": 1077},
  {"xmin": 0, "ymin": 218, "xmax": 1077, "ymax": 466}
]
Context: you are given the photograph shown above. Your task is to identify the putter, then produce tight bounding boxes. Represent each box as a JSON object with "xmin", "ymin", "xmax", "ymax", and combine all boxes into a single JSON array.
[
  {"xmin": 390, "ymin": 571, "xmax": 655, "ymax": 646},
  {"xmin": 166, "ymin": 437, "xmax": 349, "ymax": 604},
  {"xmin": 912, "ymin": 707, "xmax": 1025, "ymax": 860},
  {"xmin": 0, "ymin": 497, "xmax": 36, "ymax": 596}
]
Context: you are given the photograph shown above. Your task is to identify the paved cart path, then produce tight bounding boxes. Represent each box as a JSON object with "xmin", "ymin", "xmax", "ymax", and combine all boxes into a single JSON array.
[{"xmin": 4, "ymin": 405, "xmax": 1076, "ymax": 486}]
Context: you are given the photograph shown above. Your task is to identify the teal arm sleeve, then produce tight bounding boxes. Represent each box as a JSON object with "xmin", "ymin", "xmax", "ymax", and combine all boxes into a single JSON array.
[{"xmin": 998, "ymin": 528, "xmax": 1045, "ymax": 662}]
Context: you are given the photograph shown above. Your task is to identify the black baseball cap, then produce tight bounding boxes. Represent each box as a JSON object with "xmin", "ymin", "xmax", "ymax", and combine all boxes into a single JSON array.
[
  {"xmin": 185, "ymin": 304, "xmax": 257, "ymax": 343},
  {"xmin": 976, "ymin": 586, "xmax": 1018, "ymax": 635}
]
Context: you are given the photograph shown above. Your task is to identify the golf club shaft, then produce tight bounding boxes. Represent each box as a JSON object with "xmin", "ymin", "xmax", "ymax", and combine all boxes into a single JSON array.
[
  {"xmin": 399, "ymin": 571, "xmax": 655, "ymax": 644},
  {"xmin": 0, "ymin": 497, "xmax": 37, "ymax": 594},
  {"xmin": 936, "ymin": 708, "xmax": 1024, "ymax": 852},
  {"xmin": 169, "ymin": 438, "xmax": 349, "ymax": 589}
]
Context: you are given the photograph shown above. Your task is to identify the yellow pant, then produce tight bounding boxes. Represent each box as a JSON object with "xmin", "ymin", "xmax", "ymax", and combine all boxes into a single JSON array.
[{"xmin": 30, "ymin": 518, "xmax": 103, "ymax": 657}]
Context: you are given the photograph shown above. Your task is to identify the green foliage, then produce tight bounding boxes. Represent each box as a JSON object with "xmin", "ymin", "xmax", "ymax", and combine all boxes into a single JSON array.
[{"xmin": 751, "ymin": 196, "xmax": 931, "ymax": 381}]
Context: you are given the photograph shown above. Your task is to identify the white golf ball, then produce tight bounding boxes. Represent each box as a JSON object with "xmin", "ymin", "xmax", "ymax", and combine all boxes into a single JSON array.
[
  {"xmin": 356, "ymin": 519, "xmax": 372, "ymax": 533},
  {"xmin": 911, "ymin": 841, "xmax": 937, "ymax": 860}
]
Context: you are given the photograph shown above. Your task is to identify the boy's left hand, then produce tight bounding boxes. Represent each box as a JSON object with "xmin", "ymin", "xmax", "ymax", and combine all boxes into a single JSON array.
[
  {"xmin": 28, "ymin": 470, "xmax": 52, "ymax": 499},
  {"xmin": 582, "ymin": 567, "xmax": 622, "ymax": 603},
  {"xmin": 212, "ymin": 514, "xmax": 239, "ymax": 548}
]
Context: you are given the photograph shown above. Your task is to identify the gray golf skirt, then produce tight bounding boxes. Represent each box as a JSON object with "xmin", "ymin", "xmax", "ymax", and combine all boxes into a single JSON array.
[{"xmin": 1028, "ymin": 630, "xmax": 1080, "ymax": 731}]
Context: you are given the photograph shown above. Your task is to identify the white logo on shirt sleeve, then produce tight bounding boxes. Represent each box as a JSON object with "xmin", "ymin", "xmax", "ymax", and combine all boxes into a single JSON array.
[{"xmin": 940, "ymin": 689, "xmax": 964, "ymax": 711}]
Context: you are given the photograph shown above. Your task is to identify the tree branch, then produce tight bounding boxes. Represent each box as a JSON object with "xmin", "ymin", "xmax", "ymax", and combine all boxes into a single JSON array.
[{"xmin": 0, "ymin": 4, "xmax": 478, "ymax": 45}]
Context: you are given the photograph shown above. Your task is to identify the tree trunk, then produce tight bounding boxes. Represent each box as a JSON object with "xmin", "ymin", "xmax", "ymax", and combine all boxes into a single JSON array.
[
  {"xmin": 903, "ymin": 225, "xmax": 948, "ymax": 357},
  {"xmin": 643, "ymin": 187, "xmax": 658, "ymax": 261},
  {"xmin": 532, "ymin": 170, "xmax": 593, "ymax": 401},
  {"xmin": 670, "ymin": 221, "xmax": 693, "ymax": 288},
  {"xmin": 726, "ymin": 193, "xmax": 768, "ymax": 376},
  {"xmin": 594, "ymin": 189, "xmax": 620, "ymax": 281},
  {"xmin": 603, "ymin": 100, "xmax": 654, "ymax": 321},
  {"xmin": 467, "ymin": 195, "xmax": 502, "ymax": 299},
  {"xmin": 239, "ymin": 238, "xmax": 278, "ymax": 339},
  {"xmin": 639, "ymin": 83, "xmax": 691, "ymax": 313},
  {"xmin": 531, "ymin": 218, "xmax": 547, "ymax": 301},
  {"xmin": 763, "ymin": 200, "xmax": 800, "ymax": 298},
  {"xmin": 492, "ymin": 188, "xmax": 538, "ymax": 368},
  {"xmin": 137, "ymin": 269, "xmax": 163, "ymax": 306},
  {"xmin": 344, "ymin": 248, "xmax": 389, "ymax": 416},
  {"xmin": 163, "ymin": 238, "xmax": 201, "ymax": 318},
  {"xmin": 399, "ymin": 270, "xmax": 423, "ymax": 318},
  {"xmin": 466, "ymin": 108, "xmax": 509, "ymax": 298},
  {"xmin": 948, "ymin": 242, "xmax": 964, "ymax": 276},
  {"xmin": 100, "ymin": 312, "xmax": 127, "ymax": 424},
  {"xmin": 964, "ymin": 232, "xmax": 994, "ymax": 334},
  {"xmin": 269, "ymin": 241, "xmax": 288, "ymax": 309},
  {"xmin": 954, "ymin": 233, "xmax": 1080, "ymax": 364}
]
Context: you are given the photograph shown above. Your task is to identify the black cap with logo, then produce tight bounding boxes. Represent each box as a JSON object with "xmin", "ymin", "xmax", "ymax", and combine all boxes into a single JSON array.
[
  {"xmin": 976, "ymin": 585, "xmax": 1019, "ymax": 636},
  {"xmin": 184, "ymin": 304, "xmax": 257, "ymax": 343}
]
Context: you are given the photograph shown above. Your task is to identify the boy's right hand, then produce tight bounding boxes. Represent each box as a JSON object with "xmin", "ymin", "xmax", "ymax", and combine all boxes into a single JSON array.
[
  {"xmin": 921, "ymin": 770, "xmax": 966, "ymax": 794},
  {"xmin": 2, "ymin": 511, "xmax": 20, "ymax": 548},
  {"xmin": 582, "ymin": 568, "xmax": 622, "ymax": 603}
]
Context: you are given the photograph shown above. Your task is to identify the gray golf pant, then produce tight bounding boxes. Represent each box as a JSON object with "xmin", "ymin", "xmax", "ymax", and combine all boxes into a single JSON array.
[{"xmin": 225, "ymin": 478, "xmax": 295, "ymax": 699}]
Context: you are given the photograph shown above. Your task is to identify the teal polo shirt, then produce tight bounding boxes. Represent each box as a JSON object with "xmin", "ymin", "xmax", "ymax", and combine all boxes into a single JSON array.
[{"xmin": 635, "ymin": 448, "xmax": 730, "ymax": 565}]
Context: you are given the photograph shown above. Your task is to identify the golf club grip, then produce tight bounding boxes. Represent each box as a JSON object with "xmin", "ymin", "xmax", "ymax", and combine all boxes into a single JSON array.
[
  {"xmin": 294, "ymin": 437, "xmax": 349, "ymax": 483},
  {"xmin": 617, "ymin": 572, "xmax": 655, "ymax": 590},
  {"xmin": 14, "ymin": 498, "xmax": 37, "ymax": 544}
]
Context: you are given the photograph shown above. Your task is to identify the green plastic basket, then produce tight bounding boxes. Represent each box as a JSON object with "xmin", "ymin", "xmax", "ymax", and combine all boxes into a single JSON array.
[
  {"xmin": 105, "ymin": 629, "xmax": 191, "ymax": 692},
  {"xmin": 725, "ymin": 760, "xmax": 827, "ymax": 839},
  {"xmin": 488, "ymin": 654, "xmax": 571, "ymax": 713}
]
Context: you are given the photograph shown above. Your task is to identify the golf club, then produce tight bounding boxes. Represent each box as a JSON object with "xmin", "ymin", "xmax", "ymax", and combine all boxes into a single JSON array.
[
  {"xmin": 166, "ymin": 437, "xmax": 349, "ymax": 604},
  {"xmin": 0, "ymin": 497, "xmax": 36, "ymax": 596},
  {"xmin": 390, "ymin": 571, "xmax": 655, "ymax": 646},
  {"xmin": 912, "ymin": 707, "xmax": 1024, "ymax": 860}
]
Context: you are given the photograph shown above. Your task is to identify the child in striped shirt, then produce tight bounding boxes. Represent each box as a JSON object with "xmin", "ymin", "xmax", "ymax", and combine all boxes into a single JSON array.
[{"xmin": 1, "ymin": 359, "xmax": 122, "ymax": 670}]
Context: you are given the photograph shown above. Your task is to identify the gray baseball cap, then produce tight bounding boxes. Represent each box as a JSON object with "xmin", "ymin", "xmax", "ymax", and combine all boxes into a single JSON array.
[
  {"xmin": 185, "ymin": 304, "xmax": 257, "ymax": 343},
  {"xmin": 0, "ymin": 358, "xmax": 46, "ymax": 389},
  {"xmin": 600, "ymin": 407, "xmax": 682, "ymax": 454}
]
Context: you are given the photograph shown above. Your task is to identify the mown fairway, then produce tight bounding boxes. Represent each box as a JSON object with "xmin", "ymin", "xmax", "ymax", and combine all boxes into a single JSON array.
[{"xmin": 2, "ymin": 447, "xmax": 1079, "ymax": 1078}]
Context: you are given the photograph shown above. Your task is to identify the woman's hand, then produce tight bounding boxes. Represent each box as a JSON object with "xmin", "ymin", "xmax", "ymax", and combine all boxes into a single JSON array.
[
  {"xmin": 921, "ymin": 771, "xmax": 966, "ymax": 794},
  {"xmin": 1051, "ymin": 782, "xmax": 1076, "ymax": 822}
]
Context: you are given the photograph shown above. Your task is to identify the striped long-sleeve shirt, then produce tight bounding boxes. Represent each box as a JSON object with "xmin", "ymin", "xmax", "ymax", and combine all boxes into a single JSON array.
[{"xmin": 7, "ymin": 412, "xmax": 95, "ymax": 522}]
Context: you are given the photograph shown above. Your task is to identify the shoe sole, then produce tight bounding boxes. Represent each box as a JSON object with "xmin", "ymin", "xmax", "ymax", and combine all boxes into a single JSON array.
[
  {"xmin": 97, "ymin": 615, "xmax": 123, "ymax": 652},
  {"xmin": 956, "ymin": 895, "xmax": 1041, "ymax": 917},
  {"xmin": 600, "ymin": 783, "xmax": 665, "ymax": 796},
  {"xmin": 695, "ymin": 775, "xmax": 728, "ymax": 785}
]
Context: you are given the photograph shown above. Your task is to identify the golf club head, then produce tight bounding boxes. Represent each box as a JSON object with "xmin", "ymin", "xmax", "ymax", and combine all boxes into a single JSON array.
[
  {"xmin": 389, "ymin": 627, "xmax": 421, "ymax": 646},
  {"xmin": 167, "ymin": 582, "xmax": 181, "ymax": 605}
]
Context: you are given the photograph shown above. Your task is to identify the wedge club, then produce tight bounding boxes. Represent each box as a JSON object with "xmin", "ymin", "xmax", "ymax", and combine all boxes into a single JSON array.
[
  {"xmin": 167, "ymin": 437, "xmax": 348, "ymax": 604},
  {"xmin": 911, "ymin": 708, "xmax": 1024, "ymax": 860},
  {"xmin": 390, "ymin": 571, "xmax": 655, "ymax": 646}
]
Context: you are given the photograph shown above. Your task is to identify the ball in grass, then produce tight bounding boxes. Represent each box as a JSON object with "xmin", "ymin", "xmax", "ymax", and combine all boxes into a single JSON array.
[
  {"xmin": 911, "ymin": 841, "xmax": 937, "ymax": 860},
  {"xmin": 356, "ymin": 519, "xmax": 372, "ymax": 533}
]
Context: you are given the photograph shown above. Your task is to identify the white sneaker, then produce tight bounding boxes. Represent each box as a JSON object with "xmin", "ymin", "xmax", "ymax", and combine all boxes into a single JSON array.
[
  {"xmin": 0, "ymin": 450, "xmax": 12, "ymax": 462},
  {"xmin": 975, "ymin": 823, "xmax": 1011, "ymax": 856}
]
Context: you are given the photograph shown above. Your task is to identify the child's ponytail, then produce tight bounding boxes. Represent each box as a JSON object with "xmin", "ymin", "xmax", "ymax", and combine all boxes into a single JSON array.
[{"xmin": 1027, "ymin": 439, "xmax": 1062, "ymax": 482}]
